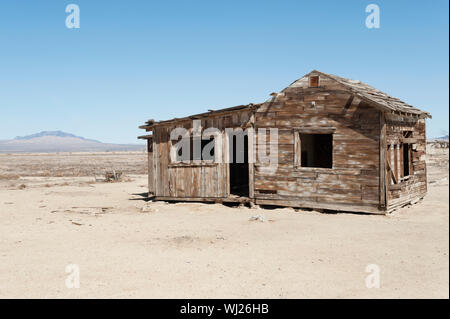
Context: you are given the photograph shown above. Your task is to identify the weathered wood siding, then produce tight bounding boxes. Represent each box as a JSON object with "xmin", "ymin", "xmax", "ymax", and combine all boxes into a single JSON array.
[
  {"xmin": 385, "ymin": 115, "xmax": 427, "ymax": 211},
  {"xmin": 254, "ymin": 74, "xmax": 382, "ymax": 213},
  {"xmin": 152, "ymin": 110, "xmax": 252, "ymax": 198},
  {"xmin": 147, "ymin": 139, "xmax": 153, "ymax": 195},
  {"xmin": 146, "ymin": 72, "xmax": 428, "ymax": 213}
]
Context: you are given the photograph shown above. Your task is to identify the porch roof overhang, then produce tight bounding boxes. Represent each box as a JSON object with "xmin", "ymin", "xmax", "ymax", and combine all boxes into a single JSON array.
[{"xmin": 139, "ymin": 103, "xmax": 260, "ymax": 132}]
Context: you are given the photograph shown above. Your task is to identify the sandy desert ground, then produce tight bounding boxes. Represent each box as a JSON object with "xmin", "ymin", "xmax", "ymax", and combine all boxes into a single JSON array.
[{"xmin": 0, "ymin": 148, "xmax": 448, "ymax": 298}]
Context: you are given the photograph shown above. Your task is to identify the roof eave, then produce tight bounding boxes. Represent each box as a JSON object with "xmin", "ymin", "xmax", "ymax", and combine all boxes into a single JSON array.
[
  {"xmin": 139, "ymin": 103, "xmax": 260, "ymax": 129},
  {"xmin": 137, "ymin": 134, "xmax": 153, "ymax": 140}
]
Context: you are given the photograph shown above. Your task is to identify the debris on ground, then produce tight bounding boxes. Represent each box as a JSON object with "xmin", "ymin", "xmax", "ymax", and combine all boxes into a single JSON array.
[
  {"xmin": 141, "ymin": 204, "xmax": 159, "ymax": 213},
  {"xmin": 50, "ymin": 207, "xmax": 112, "ymax": 216},
  {"xmin": 249, "ymin": 214, "xmax": 267, "ymax": 222},
  {"xmin": 105, "ymin": 170, "xmax": 122, "ymax": 182},
  {"xmin": 94, "ymin": 170, "xmax": 124, "ymax": 183},
  {"xmin": 249, "ymin": 202, "xmax": 260, "ymax": 209}
]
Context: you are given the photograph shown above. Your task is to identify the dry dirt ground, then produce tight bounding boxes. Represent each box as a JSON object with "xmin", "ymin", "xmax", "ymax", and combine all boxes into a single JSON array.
[{"xmin": 0, "ymin": 149, "xmax": 448, "ymax": 298}]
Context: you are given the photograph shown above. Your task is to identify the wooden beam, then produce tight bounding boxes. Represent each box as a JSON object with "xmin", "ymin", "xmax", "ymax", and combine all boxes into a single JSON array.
[
  {"xmin": 400, "ymin": 143, "xmax": 404, "ymax": 179},
  {"xmin": 294, "ymin": 131, "xmax": 301, "ymax": 168},
  {"xmin": 400, "ymin": 137, "xmax": 418, "ymax": 143},
  {"xmin": 295, "ymin": 127, "xmax": 336, "ymax": 134},
  {"xmin": 138, "ymin": 134, "xmax": 153, "ymax": 140},
  {"xmin": 386, "ymin": 156, "xmax": 398, "ymax": 184},
  {"xmin": 394, "ymin": 144, "xmax": 399, "ymax": 183},
  {"xmin": 248, "ymin": 123, "xmax": 255, "ymax": 199},
  {"xmin": 380, "ymin": 112, "xmax": 387, "ymax": 208},
  {"xmin": 255, "ymin": 199, "xmax": 384, "ymax": 215}
]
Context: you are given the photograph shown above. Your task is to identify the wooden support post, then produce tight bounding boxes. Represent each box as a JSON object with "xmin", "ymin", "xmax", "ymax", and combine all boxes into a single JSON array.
[
  {"xmin": 400, "ymin": 143, "xmax": 404, "ymax": 180},
  {"xmin": 294, "ymin": 130, "xmax": 301, "ymax": 168},
  {"xmin": 248, "ymin": 125, "xmax": 255, "ymax": 199},
  {"xmin": 394, "ymin": 144, "xmax": 399, "ymax": 183},
  {"xmin": 379, "ymin": 113, "xmax": 387, "ymax": 208}
]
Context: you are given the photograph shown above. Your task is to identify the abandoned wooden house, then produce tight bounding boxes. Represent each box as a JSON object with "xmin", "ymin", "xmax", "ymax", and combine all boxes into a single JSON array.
[{"xmin": 139, "ymin": 70, "xmax": 431, "ymax": 214}]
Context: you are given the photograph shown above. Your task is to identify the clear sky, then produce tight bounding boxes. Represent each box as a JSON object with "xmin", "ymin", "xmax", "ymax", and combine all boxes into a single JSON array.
[{"xmin": 0, "ymin": 0, "xmax": 448, "ymax": 143}]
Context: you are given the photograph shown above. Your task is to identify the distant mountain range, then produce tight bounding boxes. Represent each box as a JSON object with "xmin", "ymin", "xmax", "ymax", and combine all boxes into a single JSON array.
[
  {"xmin": 429, "ymin": 135, "xmax": 449, "ymax": 142},
  {"xmin": 14, "ymin": 131, "xmax": 101, "ymax": 143},
  {"xmin": 0, "ymin": 131, "xmax": 145, "ymax": 153}
]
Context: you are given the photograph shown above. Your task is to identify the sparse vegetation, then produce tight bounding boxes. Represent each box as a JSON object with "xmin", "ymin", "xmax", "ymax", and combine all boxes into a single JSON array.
[{"xmin": 0, "ymin": 152, "xmax": 146, "ymax": 178}]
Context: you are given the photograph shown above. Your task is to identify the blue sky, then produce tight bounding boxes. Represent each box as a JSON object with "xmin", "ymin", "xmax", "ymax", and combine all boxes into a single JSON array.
[{"xmin": 0, "ymin": 0, "xmax": 448, "ymax": 143}]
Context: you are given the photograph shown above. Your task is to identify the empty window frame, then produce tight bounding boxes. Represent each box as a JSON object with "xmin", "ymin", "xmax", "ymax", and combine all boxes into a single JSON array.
[
  {"xmin": 295, "ymin": 132, "xmax": 333, "ymax": 168},
  {"xmin": 387, "ymin": 144, "xmax": 393, "ymax": 184},
  {"xmin": 400, "ymin": 131, "xmax": 413, "ymax": 179},
  {"xmin": 199, "ymin": 137, "xmax": 215, "ymax": 161},
  {"xmin": 309, "ymin": 75, "xmax": 319, "ymax": 88},
  {"xmin": 387, "ymin": 141, "xmax": 413, "ymax": 185},
  {"xmin": 172, "ymin": 136, "xmax": 215, "ymax": 163}
]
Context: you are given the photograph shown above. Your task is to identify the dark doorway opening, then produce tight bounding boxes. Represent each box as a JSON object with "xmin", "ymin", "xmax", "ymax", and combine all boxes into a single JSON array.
[
  {"xmin": 229, "ymin": 133, "xmax": 249, "ymax": 197},
  {"xmin": 403, "ymin": 143, "xmax": 410, "ymax": 177}
]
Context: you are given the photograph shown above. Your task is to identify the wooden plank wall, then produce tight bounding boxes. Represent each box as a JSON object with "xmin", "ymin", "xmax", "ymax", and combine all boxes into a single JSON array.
[
  {"xmin": 152, "ymin": 110, "xmax": 252, "ymax": 199},
  {"xmin": 385, "ymin": 115, "xmax": 427, "ymax": 210},
  {"xmin": 253, "ymin": 74, "xmax": 382, "ymax": 212},
  {"xmin": 147, "ymin": 139, "xmax": 153, "ymax": 195},
  {"xmin": 148, "ymin": 73, "xmax": 426, "ymax": 213}
]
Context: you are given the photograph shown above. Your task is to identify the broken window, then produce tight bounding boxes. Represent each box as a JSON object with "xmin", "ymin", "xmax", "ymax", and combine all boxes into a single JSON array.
[
  {"xmin": 172, "ymin": 136, "xmax": 187, "ymax": 162},
  {"xmin": 199, "ymin": 137, "xmax": 215, "ymax": 161},
  {"xmin": 401, "ymin": 131, "xmax": 413, "ymax": 178},
  {"xmin": 295, "ymin": 133, "xmax": 333, "ymax": 168},
  {"xmin": 387, "ymin": 131, "xmax": 413, "ymax": 184},
  {"xmin": 172, "ymin": 136, "xmax": 215, "ymax": 162}
]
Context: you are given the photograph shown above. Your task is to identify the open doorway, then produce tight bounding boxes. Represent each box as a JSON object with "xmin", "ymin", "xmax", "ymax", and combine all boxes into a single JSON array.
[{"xmin": 229, "ymin": 132, "xmax": 249, "ymax": 197}]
